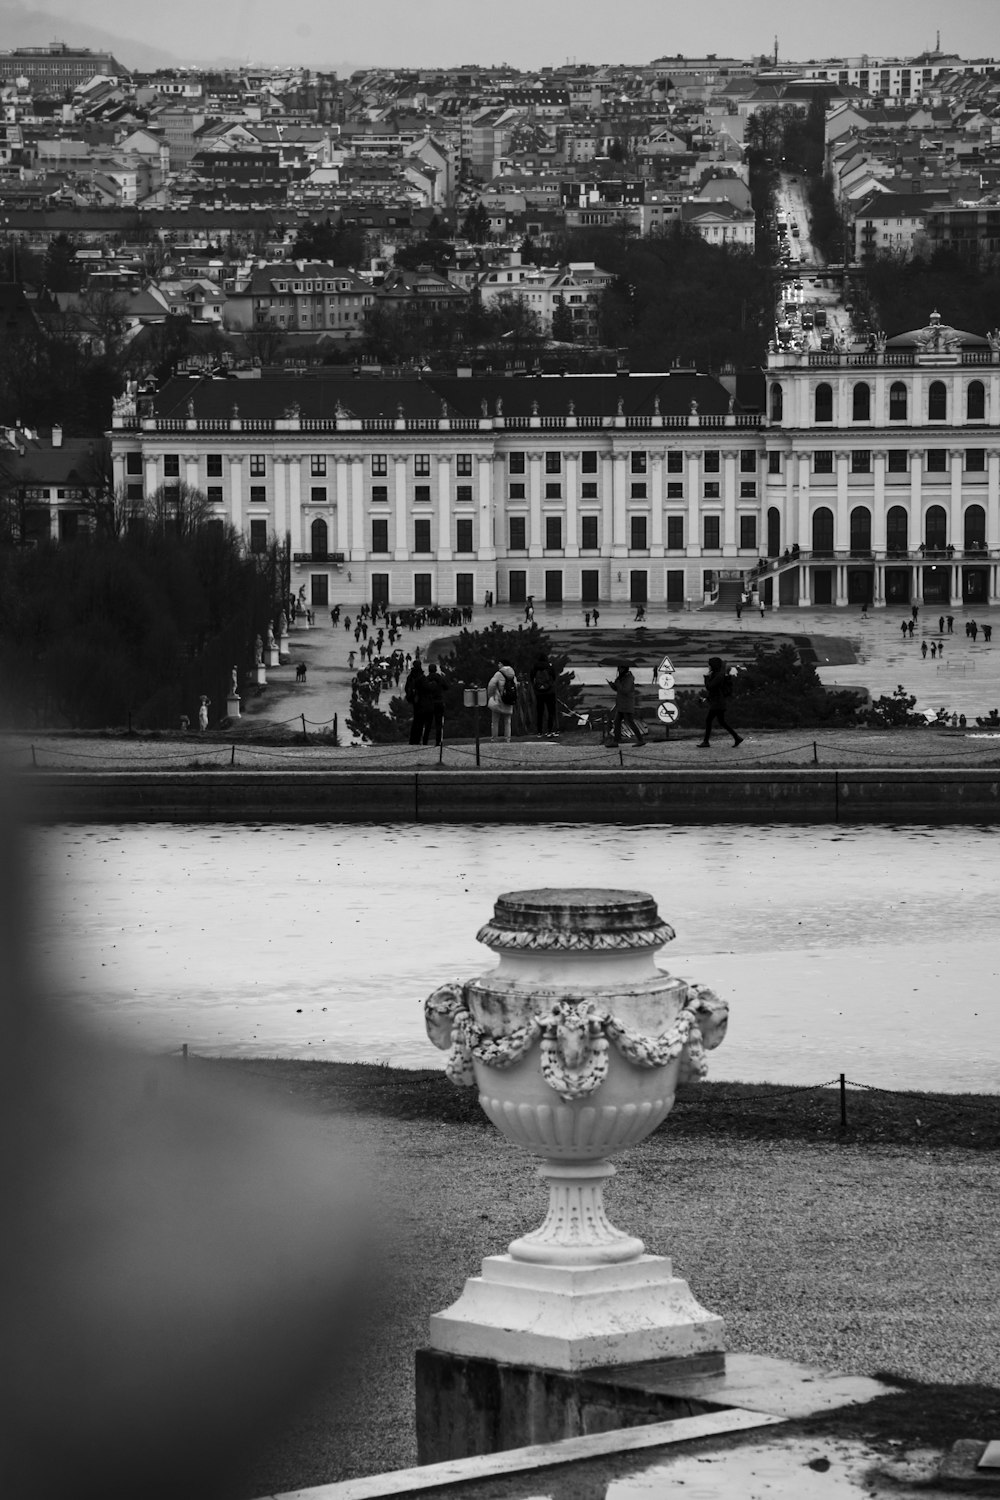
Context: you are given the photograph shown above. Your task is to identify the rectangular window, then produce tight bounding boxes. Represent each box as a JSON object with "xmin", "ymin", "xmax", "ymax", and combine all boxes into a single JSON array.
[
  {"xmin": 509, "ymin": 569, "xmax": 527, "ymax": 604},
  {"xmin": 310, "ymin": 455, "xmax": 327, "ymax": 477},
  {"xmin": 371, "ymin": 485, "xmax": 389, "ymax": 503},
  {"xmin": 545, "ymin": 451, "xmax": 561, "ymax": 474},
  {"xmin": 581, "ymin": 515, "xmax": 598, "ymax": 549},
  {"xmin": 414, "ymin": 485, "xmax": 431, "ymax": 504},
  {"xmin": 666, "ymin": 482, "xmax": 683, "ymax": 499},
  {"xmin": 371, "ymin": 518, "xmax": 389, "ymax": 552},
  {"xmin": 667, "ymin": 569, "xmax": 684, "ymax": 602},
  {"xmin": 126, "ymin": 451, "xmax": 143, "ymax": 475},
  {"xmin": 630, "ymin": 482, "xmax": 647, "ymax": 499},
  {"xmin": 630, "ymin": 515, "xmax": 647, "ymax": 551},
  {"xmin": 581, "ymin": 481, "xmax": 598, "ymax": 499},
  {"xmin": 581, "ymin": 451, "xmax": 598, "ymax": 474},
  {"xmin": 740, "ymin": 481, "xmax": 757, "ymax": 498},
  {"xmin": 509, "ymin": 516, "xmax": 527, "ymax": 550},
  {"xmin": 509, "ymin": 482, "xmax": 526, "ymax": 499},
  {"xmin": 666, "ymin": 515, "xmax": 684, "ymax": 550},
  {"xmin": 545, "ymin": 482, "xmax": 562, "ymax": 499},
  {"xmin": 814, "ymin": 450, "xmax": 834, "ymax": 474},
  {"xmin": 631, "ymin": 451, "xmax": 647, "ymax": 474},
  {"xmin": 250, "ymin": 485, "xmax": 266, "ymax": 503},
  {"xmin": 703, "ymin": 515, "xmax": 721, "ymax": 549},
  {"xmin": 545, "ymin": 516, "xmax": 563, "ymax": 550},
  {"xmin": 851, "ymin": 450, "xmax": 871, "ymax": 474},
  {"xmin": 509, "ymin": 452, "xmax": 526, "ymax": 474},
  {"xmin": 966, "ymin": 449, "xmax": 986, "ymax": 472},
  {"xmin": 371, "ymin": 454, "xmax": 387, "ymax": 476},
  {"xmin": 207, "ymin": 486, "xmax": 223, "ymax": 504},
  {"xmin": 704, "ymin": 450, "xmax": 720, "ymax": 473},
  {"xmin": 310, "ymin": 486, "xmax": 327, "ymax": 504},
  {"xmin": 163, "ymin": 454, "xmax": 180, "ymax": 477},
  {"xmin": 887, "ymin": 450, "xmax": 908, "ymax": 473},
  {"xmin": 926, "ymin": 449, "xmax": 947, "ymax": 472},
  {"xmin": 249, "ymin": 455, "xmax": 266, "ymax": 477},
  {"xmin": 206, "ymin": 453, "xmax": 223, "ymax": 477},
  {"xmin": 126, "ymin": 483, "xmax": 144, "ymax": 501},
  {"xmin": 740, "ymin": 515, "xmax": 757, "ymax": 550},
  {"xmin": 456, "ymin": 573, "xmax": 474, "ymax": 607},
  {"xmin": 456, "ymin": 518, "xmax": 473, "ymax": 552},
  {"xmin": 456, "ymin": 453, "xmax": 473, "ymax": 476},
  {"xmin": 666, "ymin": 451, "xmax": 683, "ymax": 473},
  {"xmin": 740, "ymin": 449, "xmax": 757, "ymax": 473},
  {"xmin": 414, "ymin": 455, "xmax": 431, "ymax": 476},
  {"xmin": 414, "ymin": 573, "xmax": 432, "ymax": 607},
  {"xmin": 768, "ymin": 452, "xmax": 782, "ymax": 475},
  {"xmin": 455, "ymin": 484, "xmax": 473, "ymax": 503},
  {"xmin": 414, "ymin": 518, "xmax": 431, "ymax": 553},
  {"xmin": 250, "ymin": 519, "xmax": 267, "ymax": 553},
  {"xmin": 704, "ymin": 481, "xmax": 720, "ymax": 499}
]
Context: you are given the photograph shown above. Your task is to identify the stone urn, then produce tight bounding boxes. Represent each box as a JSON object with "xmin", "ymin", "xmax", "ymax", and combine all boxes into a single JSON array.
[{"xmin": 424, "ymin": 888, "xmax": 729, "ymax": 1371}]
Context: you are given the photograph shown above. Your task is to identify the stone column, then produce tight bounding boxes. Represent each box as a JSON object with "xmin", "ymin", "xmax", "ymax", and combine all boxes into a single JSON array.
[
  {"xmin": 287, "ymin": 454, "xmax": 303, "ymax": 556},
  {"xmin": 722, "ymin": 452, "xmax": 737, "ymax": 551},
  {"xmin": 949, "ymin": 449, "xmax": 964, "ymax": 551},
  {"xmin": 611, "ymin": 453, "xmax": 628, "ymax": 557},
  {"xmin": 564, "ymin": 451, "xmax": 580, "ymax": 558},
  {"xmin": 273, "ymin": 454, "xmax": 288, "ymax": 539},
  {"xmin": 989, "ymin": 451, "xmax": 1000, "ymax": 550},
  {"xmin": 872, "ymin": 451, "xmax": 886, "ymax": 607},
  {"xmin": 437, "ymin": 454, "xmax": 453, "ymax": 561},
  {"xmin": 685, "ymin": 451, "xmax": 700, "ymax": 557},
  {"xmin": 183, "ymin": 453, "xmax": 198, "ymax": 493},
  {"xmin": 228, "ymin": 455, "xmax": 243, "ymax": 534},
  {"xmin": 350, "ymin": 455, "xmax": 365, "ymax": 565},
  {"xmin": 528, "ymin": 453, "xmax": 543, "ymax": 557},
  {"xmin": 144, "ymin": 455, "xmax": 158, "ymax": 503},
  {"xmin": 394, "ymin": 454, "xmax": 408, "ymax": 560},
  {"xmin": 477, "ymin": 454, "xmax": 495, "ymax": 561},
  {"xmin": 796, "ymin": 453, "xmax": 810, "ymax": 606},
  {"xmin": 835, "ymin": 450, "xmax": 850, "ymax": 553},
  {"xmin": 335, "ymin": 455, "xmax": 351, "ymax": 555},
  {"xmin": 909, "ymin": 449, "xmax": 923, "ymax": 602},
  {"xmin": 649, "ymin": 451, "xmax": 664, "ymax": 554}
]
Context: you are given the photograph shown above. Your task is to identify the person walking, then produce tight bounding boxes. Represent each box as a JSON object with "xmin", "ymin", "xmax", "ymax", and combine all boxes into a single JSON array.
[
  {"xmin": 607, "ymin": 663, "xmax": 647, "ymax": 747},
  {"xmin": 592, "ymin": 607, "xmax": 600, "ymax": 627},
  {"xmin": 947, "ymin": 615, "xmax": 954, "ymax": 633},
  {"xmin": 697, "ymin": 656, "xmax": 743, "ymax": 750},
  {"xmin": 984, "ymin": 624, "xmax": 993, "ymax": 643},
  {"xmin": 530, "ymin": 653, "xmax": 558, "ymax": 737},
  {"xmin": 418, "ymin": 663, "xmax": 447, "ymax": 746},
  {"xmin": 487, "ymin": 659, "xmax": 517, "ymax": 741},
  {"xmin": 911, "ymin": 604, "xmax": 919, "ymax": 623},
  {"xmin": 921, "ymin": 640, "xmax": 928, "ymax": 659},
  {"xmin": 970, "ymin": 620, "xmax": 979, "ymax": 642},
  {"xmin": 939, "ymin": 615, "xmax": 945, "ymax": 634},
  {"xmin": 404, "ymin": 661, "xmax": 425, "ymax": 745}
]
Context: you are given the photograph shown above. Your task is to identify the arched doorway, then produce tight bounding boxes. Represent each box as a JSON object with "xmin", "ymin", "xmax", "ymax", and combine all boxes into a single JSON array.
[
  {"xmin": 811, "ymin": 506, "xmax": 834, "ymax": 555},
  {"xmin": 924, "ymin": 505, "xmax": 947, "ymax": 553},
  {"xmin": 767, "ymin": 506, "xmax": 781, "ymax": 558},
  {"xmin": 311, "ymin": 517, "xmax": 329, "ymax": 557},
  {"xmin": 849, "ymin": 506, "xmax": 871, "ymax": 555}
]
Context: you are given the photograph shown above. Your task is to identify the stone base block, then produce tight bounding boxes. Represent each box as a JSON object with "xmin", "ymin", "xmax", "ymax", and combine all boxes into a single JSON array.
[
  {"xmin": 428, "ymin": 1253, "xmax": 724, "ymax": 1372},
  {"xmin": 226, "ymin": 694, "xmax": 241, "ymax": 720},
  {"xmin": 267, "ymin": 648, "xmax": 280, "ymax": 668},
  {"xmin": 255, "ymin": 665, "xmax": 266, "ymax": 687}
]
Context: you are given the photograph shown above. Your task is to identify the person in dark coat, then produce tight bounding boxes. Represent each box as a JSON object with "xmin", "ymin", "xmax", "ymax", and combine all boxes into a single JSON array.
[
  {"xmin": 418, "ymin": 663, "xmax": 447, "ymax": 746},
  {"xmin": 530, "ymin": 654, "xmax": 558, "ymax": 737},
  {"xmin": 404, "ymin": 661, "xmax": 425, "ymax": 745},
  {"xmin": 697, "ymin": 656, "xmax": 743, "ymax": 749},
  {"xmin": 606, "ymin": 663, "xmax": 646, "ymax": 746}
]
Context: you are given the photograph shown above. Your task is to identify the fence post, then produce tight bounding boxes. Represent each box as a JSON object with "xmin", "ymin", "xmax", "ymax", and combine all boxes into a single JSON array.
[
  {"xmin": 813, "ymin": 741, "xmax": 819, "ymax": 765},
  {"xmin": 182, "ymin": 1043, "xmax": 188, "ymax": 1062},
  {"xmin": 231, "ymin": 742, "xmax": 236, "ymax": 767},
  {"xmin": 301, "ymin": 713, "xmax": 307, "ymax": 743},
  {"xmin": 839, "ymin": 1073, "xmax": 847, "ymax": 1129},
  {"xmin": 334, "ymin": 712, "xmax": 338, "ymax": 745},
  {"xmin": 31, "ymin": 744, "xmax": 37, "ymax": 768}
]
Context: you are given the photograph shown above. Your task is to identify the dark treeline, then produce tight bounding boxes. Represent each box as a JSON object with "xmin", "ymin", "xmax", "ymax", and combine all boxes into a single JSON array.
[
  {"xmin": 0, "ymin": 521, "xmax": 281, "ymax": 729},
  {"xmin": 862, "ymin": 252, "xmax": 1000, "ymax": 338}
]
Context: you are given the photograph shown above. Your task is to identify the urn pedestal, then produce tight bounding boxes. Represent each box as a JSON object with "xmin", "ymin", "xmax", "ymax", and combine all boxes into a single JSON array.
[
  {"xmin": 424, "ymin": 888, "xmax": 728, "ymax": 1373},
  {"xmin": 226, "ymin": 692, "xmax": 241, "ymax": 720}
]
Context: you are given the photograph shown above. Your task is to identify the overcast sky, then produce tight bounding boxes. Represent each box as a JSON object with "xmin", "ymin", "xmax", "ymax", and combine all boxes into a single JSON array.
[{"xmin": 32, "ymin": 0, "xmax": 1000, "ymax": 70}]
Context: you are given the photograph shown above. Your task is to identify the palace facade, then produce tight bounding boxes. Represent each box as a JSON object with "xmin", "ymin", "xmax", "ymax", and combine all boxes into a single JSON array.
[{"xmin": 106, "ymin": 312, "xmax": 1000, "ymax": 612}]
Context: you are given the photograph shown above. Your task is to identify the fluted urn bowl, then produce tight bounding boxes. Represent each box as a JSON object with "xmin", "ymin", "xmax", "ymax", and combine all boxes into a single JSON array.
[{"xmin": 425, "ymin": 888, "xmax": 727, "ymax": 1267}]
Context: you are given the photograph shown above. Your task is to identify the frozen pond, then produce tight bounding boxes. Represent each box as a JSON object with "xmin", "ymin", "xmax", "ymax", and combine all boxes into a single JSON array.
[{"xmin": 32, "ymin": 822, "xmax": 1000, "ymax": 1094}]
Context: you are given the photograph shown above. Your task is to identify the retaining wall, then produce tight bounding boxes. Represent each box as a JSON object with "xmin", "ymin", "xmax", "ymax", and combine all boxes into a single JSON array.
[{"xmin": 20, "ymin": 768, "xmax": 1000, "ymax": 823}]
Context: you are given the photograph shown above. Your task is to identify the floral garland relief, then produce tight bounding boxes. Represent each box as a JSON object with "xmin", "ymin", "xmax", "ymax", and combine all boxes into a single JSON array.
[{"xmin": 424, "ymin": 981, "xmax": 728, "ymax": 1103}]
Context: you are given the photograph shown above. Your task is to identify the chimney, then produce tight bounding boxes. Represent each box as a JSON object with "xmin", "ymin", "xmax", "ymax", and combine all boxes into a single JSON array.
[{"xmin": 51, "ymin": 424, "xmax": 63, "ymax": 447}]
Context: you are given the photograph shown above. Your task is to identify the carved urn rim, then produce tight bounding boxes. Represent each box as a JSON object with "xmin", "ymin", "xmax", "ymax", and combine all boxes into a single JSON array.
[{"xmin": 476, "ymin": 887, "xmax": 675, "ymax": 952}]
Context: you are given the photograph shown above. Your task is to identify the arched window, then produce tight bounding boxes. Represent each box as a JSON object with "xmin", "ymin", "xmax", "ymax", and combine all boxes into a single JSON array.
[
  {"xmin": 814, "ymin": 382, "xmax": 833, "ymax": 423},
  {"xmin": 850, "ymin": 506, "xmax": 872, "ymax": 555},
  {"xmin": 928, "ymin": 381, "xmax": 947, "ymax": 421},
  {"xmin": 311, "ymin": 517, "xmax": 329, "ymax": 557},
  {"xmin": 767, "ymin": 506, "xmax": 781, "ymax": 558},
  {"xmin": 852, "ymin": 382, "xmax": 871, "ymax": 421},
  {"xmin": 925, "ymin": 505, "xmax": 947, "ymax": 552},
  {"xmin": 770, "ymin": 382, "xmax": 784, "ymax": 421},
  {"xmin": 967, "ymin": 380, "xmax": 986, "ymax": 420},
  {"xmin": 812, "ymin": 506, "xmax": 834, "ymax": 555},
  {"xmin": 886, "ymin": 505, "xmax": 908, "ymax": 554},
  {"xmin": 964, "ymin": 504, "xmax": 986, "ymax": 550},
  {"xmin": 889, "ymin": 382, "xmax": 908, "ymax": 421}
]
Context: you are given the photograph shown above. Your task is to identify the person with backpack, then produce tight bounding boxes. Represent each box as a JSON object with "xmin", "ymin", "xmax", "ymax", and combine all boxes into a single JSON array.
[
  {"xmin": 606, "ymin": 663, "xmax": 646, "ymax": 747},
  {"xmin": 697, "ymin": 656, "xmax": 743, "ymax": 749},
  {"xmin": 404, "ymin": 660, "xmax": 425, "ymax": 745},
  {"xmin": 487, "ymin": 659, "xmax": 517, "ymax": 741},
  {"xmin": 530, "ymin": 654, "xmax": 558, "ymax": 737}
]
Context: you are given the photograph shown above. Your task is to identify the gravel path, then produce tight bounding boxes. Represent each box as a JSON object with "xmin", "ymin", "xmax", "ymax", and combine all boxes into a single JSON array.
[{"xmin": 241, "ymin": 1110, "xmax": 999, "ymax": 1496}]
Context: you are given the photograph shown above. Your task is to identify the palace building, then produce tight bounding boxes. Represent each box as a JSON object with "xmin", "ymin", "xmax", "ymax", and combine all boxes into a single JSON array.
[{"xmin": 105, "ymin": 311, "xmax": 1000, "ymax": 613}]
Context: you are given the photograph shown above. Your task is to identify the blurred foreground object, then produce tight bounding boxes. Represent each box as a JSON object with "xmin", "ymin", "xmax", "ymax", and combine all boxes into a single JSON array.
[{"xmin": 0, "ymin": 781, "xmax": 374, "ymax": 1500}]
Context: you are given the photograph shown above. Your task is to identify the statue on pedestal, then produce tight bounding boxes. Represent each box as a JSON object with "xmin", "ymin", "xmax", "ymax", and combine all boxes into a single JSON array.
[
  {"xmin": 266, "ymin": 622, "xmax": 276, "ymax": 650},
  {"xmin": 254, "ymin": 635, "xmax": 264, "ymax": 665}
]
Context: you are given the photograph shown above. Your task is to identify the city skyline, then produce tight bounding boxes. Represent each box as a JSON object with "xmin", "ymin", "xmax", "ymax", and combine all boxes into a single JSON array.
[{"xmin": 9, "ymin": 0, "xmax": 1000, "ymax": 71}]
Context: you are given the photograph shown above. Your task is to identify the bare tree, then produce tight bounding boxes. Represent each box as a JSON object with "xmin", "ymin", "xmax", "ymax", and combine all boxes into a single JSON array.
[
  {"xmin": 244, "ymin": 312, "xmax": 285, "ymax": 366},
  {"xmin": 144, "ymin": 482, "xmax": 216, "ymax": 539}
]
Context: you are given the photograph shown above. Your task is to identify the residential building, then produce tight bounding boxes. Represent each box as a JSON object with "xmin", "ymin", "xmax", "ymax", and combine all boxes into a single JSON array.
[{"xmin": 223, "ymin": 260, "xmax": 374, "ymax": 336}]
